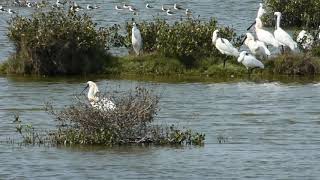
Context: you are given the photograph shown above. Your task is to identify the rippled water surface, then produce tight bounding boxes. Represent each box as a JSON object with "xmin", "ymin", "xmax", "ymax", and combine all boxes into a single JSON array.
[
  {"xmin": 1, "ymin": 0, "xmax": 320, "ymax": 179},
  {"xmin": 1, "ymin": 75, "xmax": 320, "ymax": 179},
  {"xmin": 0, "ymin": 0, "xmax": 258, "ymax": 59}
]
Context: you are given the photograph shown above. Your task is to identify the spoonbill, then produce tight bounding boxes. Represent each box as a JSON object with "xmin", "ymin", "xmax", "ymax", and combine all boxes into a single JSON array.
[
  {"xmin": 166, "ymin": 9, "xmax": 175, "ymax": 15},
  {"xmin": 7, "ymin": 9, "xmax": 16, "ymax": 14},
  {"xmin": 242, "ymin": 32, "xmax": 271, "ymax": 59},
  {"xmin": 87, "ymin": 4, "xmax": 99, "ymax": 10},
  {"xmin": 185, "ymin": 9, "xmax": 192, "ymax": 16},
  {"xmin": 132, "ymin": 23, "xmax": 143, "ymax": 55},
  {"xmin": 161, "ymin": 5, "xmax": 168, "ymax": 11},
  {"xmin": 237, "ymin": 51, "xmax": 264, "ymax": 75},
  {"xmin": 212, "ymin": 30, "xmax": 239, "ymax": 68},
  {"xmin": 274, "ymin": 12, "xmax": 297, "ymax": 52},
  {"xmin": 81, "ymin": 81, "xmax": 116, "ymax": 111},
  {"xmin": 255, "ymin": 18, "xmax": 279, "ymax": 48},
  {"xmin": 123, "ymin": 3, "xmax": 130, "ymax": 9},
  {"xmin": 297, "ymin": 30, "xmax": 314, "ymax": 50},
  {"xmin": 247, "ymin": 3, "xmax": 266, "ymax": 30},
  {"xmin": 115, "ymin": 5, "xmax": 123, "ymax": 10}
]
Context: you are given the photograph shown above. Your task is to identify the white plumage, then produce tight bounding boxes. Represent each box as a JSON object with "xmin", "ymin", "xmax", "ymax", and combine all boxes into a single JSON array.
[
  {"xmin": 237, "ymin": 51, "xmax": 264, "ymax": 70},
  {"xmin": 131, "ymin": 23, "xmax": 143, "ymax": 55},
  {"xmin": 83, "ymin": 81, "xmax": 116, "ymax": 111},
  {"xmin": 212, "ymin": 30, "xmax": 239, "ymax": 57},
  {"xmin": 274, "ymin": 12, "xmax": 297, "ymax": 51},
  {"xmin": 212, "ymin": 30, "xmax": 239, "ymax": 67},
  {"xmin": 255, "ymin": 18, "xmax": 279, "ymax": 48},
  {"xmin": 244, "ymin": 32, "xmax": 270, "ymax": 59},
  {"xmin": 257, "ymin": 3, "xmax": 265, "ymax": 18},
  {"xmin": 297, "ymin": 30, "xmax": 314, "ymax": 50}
]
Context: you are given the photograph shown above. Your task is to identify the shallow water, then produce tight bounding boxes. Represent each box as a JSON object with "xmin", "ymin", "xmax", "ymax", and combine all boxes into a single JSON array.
[
  {"xmin": 1, "ymin": 75, "xmax": 320, "ymax": 179},
  {"xmin": 0, "ymin": 0, "xmax": 258, "ymax": 59},
  {"xmin": 1, "ymin": 0, "xmax": 320, "ymax": 179}
]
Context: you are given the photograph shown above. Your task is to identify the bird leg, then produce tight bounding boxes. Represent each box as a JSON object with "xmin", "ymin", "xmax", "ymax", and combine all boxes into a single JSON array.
[
  {"xmin": 281, "ymin": 45, "xmax": 285, "ymax": 54},
  {"xmin": 223, "ymin": 59, "xmax": 227, "ymax": 68}
]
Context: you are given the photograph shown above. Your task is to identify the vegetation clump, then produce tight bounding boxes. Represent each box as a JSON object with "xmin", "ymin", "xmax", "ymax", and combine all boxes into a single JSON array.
[
  {"xmin": 5, "ymin": 9, "xmax": 119, "ymax": 75},
  {"xmin": 124, "ymin": 18, "xmax": 241, "ymax": 68},
  {"xmin": 263, "ymin": 0, "xmax": 320, "ymax": 28},
  {"xmin": 39, "ymin": 87, "xmax": 205, "ymax": 146}
]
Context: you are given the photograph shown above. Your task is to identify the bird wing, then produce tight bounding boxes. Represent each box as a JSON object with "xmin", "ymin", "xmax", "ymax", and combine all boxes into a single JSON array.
[
  {"xmin": 256, "ymin": 28, "xmax": 279, "ymax": 47},
  {"xmin": 244, "ymin": 55, "xmax": 264, "ymax": 69},
  {"xmin": 256, "ymin": 41, "xmax": 271, "ymax": 56},
  {"xmin": 217, "ymin": 38, "xmax": 239, "ymax": 57},
  {"xmin": 274, "ymin": 28, "xmax": 297, "ymax": 50}
]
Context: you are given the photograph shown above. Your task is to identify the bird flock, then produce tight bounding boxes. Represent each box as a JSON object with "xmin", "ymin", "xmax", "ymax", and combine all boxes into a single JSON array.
[{"xmin": 130, "ymin": 2, "xmax": 320, "ymax": 76}]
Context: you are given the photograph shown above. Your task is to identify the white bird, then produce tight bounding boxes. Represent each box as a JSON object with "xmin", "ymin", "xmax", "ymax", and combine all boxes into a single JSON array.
[
  {"xmin": 166, "ymin": 9, "xmax": 175, "ymax": 15},
  {"xmin": 115, "ymin": 5, "xmax": 123, "ymax": 10},
  {"xmin": 243, "ymin": 32, "xmax": 271, "ymax": 59},
  {"xmin": 212, "ymin": 29, "xmax": 239, "ymax": 68},
  {"xmin": 161, "ymin": 5, "xmax": 168, "ymax": 11},
  {"xmin": 56, "ymin": 0, "xmax": 65, "ymax": 7},
  {"xmin": 128, "ymin": 6, "xmax": 137, "ymax": 12},
  {"xmin": 297, "ymin": 30, "xmax": 314, "ymax": 50},
  {"xmin": 81, "ymin": 81, "xmax": 116, "ymax": 111},
  {"xmin": 173, "ymin": 3, "xmax": 184, "ymax": 10},
  {"xmin": 185, "ymin": 9, "xmax": 192, "ymax": 16},
  {"xmin": 0, "ymin": 6, "xmax": 6, "ymax": 12},
  {"xmin": 146, "ymin": 4, "xmax": 153, "ymax": 9},
  {"xmin": 247, "ymin": 3, "xmax": 266, "ymax": 30},
  {"xmin": 255, "ymin": 18, "xmax": 280, "ymax": 48},
  {"xmin": 132, "ymin": 23, "xmax": 143, "ymax": 55},
  {"xmin": 123, "ymin": 3, "xmax": 130, "ymax": 9},
  {"xmin": 274, "ymin": 12, "xmax": 297, "ymax": 51},
  {"xmin": 257, "ymin": 3, "xmax": 265, "ymax": 18},
  {"xmin": 87, "ymin": 4, "xmax": 99, "ymax": 10},
  {"xmin": 237, "ymin": 51, "xmax": 264, "ymax": 75},
  {"xmin": 7, "ymin": 9, "xmax": 16, "ymax": 14}
]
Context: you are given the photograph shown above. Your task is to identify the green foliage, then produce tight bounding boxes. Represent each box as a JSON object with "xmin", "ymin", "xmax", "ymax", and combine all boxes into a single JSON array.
[
  {"xmin": 266, "ymin": 53, "xmax": 320, "ymax": 75},
  {"xmin": 125, "ymin": 18, "xmax": 239, "ymax": 67},
  {"xmin": 6, "ymin": 9, "xmax": 117, "ymax": 75},
  {"xmin": 264, "ymin": 0, "xmax": 320, "ymax": 28}
]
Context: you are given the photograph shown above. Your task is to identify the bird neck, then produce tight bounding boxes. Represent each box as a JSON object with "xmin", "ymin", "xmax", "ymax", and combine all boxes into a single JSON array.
[
  {"xmin": 212, "ymin": 32, "xmax": 218, "ymax": 44},
  {"xmin": 276, "ymin": 14, "xmax": 281, "ymax": 29}
]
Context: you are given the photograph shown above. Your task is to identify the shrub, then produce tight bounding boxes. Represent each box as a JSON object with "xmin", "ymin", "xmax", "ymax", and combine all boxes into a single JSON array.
[
  {"xmin": 124, "ymin": 18, "xmax": 240, "ymax": 67},
  {"xmin": 264, "ymin": 0, "xmax": 320, "ymax": 28},
  {"xmin": 6, "ymin": 9, "xmax": 117, "ymax": 75},
  {"xmin": 43, "ymin": 87, "xmax": 205, "ymax": 146},
  {"xmin": 266, "ymin": 53, "xmax": 320, "ymax": 75}
]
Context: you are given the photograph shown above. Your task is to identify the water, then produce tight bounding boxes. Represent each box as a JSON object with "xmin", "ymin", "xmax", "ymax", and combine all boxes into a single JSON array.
[
  {"xmin": 0, "ymin": 0, "xmax": 258, "ymax": 60},
  {"xmin": 1, "ymin": 75, "xmax": 320, "ymax": 179},
  {"xmin": 1, "ymin": 0, "xmax": 320, "ymax": 179}
]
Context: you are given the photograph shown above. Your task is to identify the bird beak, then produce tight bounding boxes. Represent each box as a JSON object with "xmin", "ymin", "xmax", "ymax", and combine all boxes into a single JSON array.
[
  {"xmin": 240, "ymin": 36, "xmax": 247, "ymax": 46},
  {"xmin": 80, "ymin": 84, "xmax": 89, "ymax": 95},
  {"xmin": 246, "ymin": 21, "xmax": 256, "ymax": 31}
]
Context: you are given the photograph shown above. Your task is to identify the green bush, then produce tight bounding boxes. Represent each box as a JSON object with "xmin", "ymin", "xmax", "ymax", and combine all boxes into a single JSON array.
[
  {"xmin": 264, "ymin": 0, "xmax": 320, "ymax": 28},
  {"xmin": 125, "ymin": 18, "xmax": 240, "ymax": 67},
  {"xmin": 6, "ymin": 10, "xmax": 116, "ymax": 75},
  {"xmin": 266, "ymin": 53, "xmax": 320, "ymax": 75}
]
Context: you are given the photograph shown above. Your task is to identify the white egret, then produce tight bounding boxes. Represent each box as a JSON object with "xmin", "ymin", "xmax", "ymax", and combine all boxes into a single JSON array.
[
  {"xmin": 237, "ymin": 51, "xmax": 264, "ymax": 75},
  {"xmin": 297, "ymin": 30, "xmax": 314, "ymax": 50},
  {"xmin": 173, "ymin": 3, "xmax": 184, "ymax": 10},
  {"xmin": 242, "ymin": 32, "xmax": 271, "ymax": 59},
  {"xmin": 132, "ymin": 23, "xmax": 143, "ymax": 55},
  {"xmin": 255, "ymin": 18, "xmax": 279, "ymax": 48},
  {"xmin": 81, "ymin": 81, "xmax": 116, "ymax": 111},
  {"xmin": 274, "ymin": 12, "xmax": 297, "ymax": 52},
  {"xmin": 212, "ymin": 30, "xmax": 239, "ymax": 68},
  {"xmin": 146, "ymin": 4, "xmax": 153, "ymax": 9}
]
